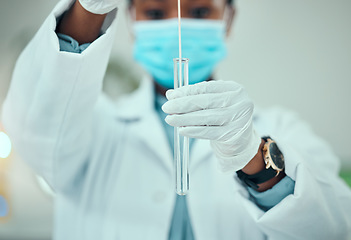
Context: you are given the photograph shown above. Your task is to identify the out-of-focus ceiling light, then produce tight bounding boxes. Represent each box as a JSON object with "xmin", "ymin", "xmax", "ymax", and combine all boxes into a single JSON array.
[
  {"xmin": 0, "ymin": 131, "xmax": 12, "ymax": 159},
  {"xmin": 0, "ymin": 195, "xmax": 9, "ymax": 217}
]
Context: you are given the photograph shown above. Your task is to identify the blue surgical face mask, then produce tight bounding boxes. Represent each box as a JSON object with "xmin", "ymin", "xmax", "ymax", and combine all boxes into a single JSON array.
[{"xmin": 133, "ymin": 18, "xmax": 227, "ymax": 89}]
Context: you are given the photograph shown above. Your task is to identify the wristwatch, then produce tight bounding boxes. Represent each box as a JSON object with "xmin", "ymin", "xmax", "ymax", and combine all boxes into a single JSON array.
[{"xmin": 236, "ymin": 137, "xmax": 285, "ymax": 189}]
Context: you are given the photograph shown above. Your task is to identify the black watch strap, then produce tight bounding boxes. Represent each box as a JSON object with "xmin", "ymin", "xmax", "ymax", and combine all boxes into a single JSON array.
[{"xmin": 236, "ymin": 167, "xmax": 277, "ymax": 189}]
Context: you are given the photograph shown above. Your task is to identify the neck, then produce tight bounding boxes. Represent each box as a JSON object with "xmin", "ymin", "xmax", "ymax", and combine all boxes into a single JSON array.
[{"xmin": 154, "ymin": 81, "xmax": 168, "ymax": 97}]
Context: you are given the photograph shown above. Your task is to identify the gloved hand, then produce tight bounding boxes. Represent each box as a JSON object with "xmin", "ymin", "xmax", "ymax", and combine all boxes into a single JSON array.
[
  {"xmin": 162, "ymin": 80, "xmax": 261, "ymax": 172},
  {"xmin": 79, "ymin": 0, "xmax": 122, "ymax": 14}
]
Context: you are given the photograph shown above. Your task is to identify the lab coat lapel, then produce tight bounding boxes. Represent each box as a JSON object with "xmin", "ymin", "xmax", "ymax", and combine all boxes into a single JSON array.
[
  {"xmin": 135, "ymin": 112, "xmax": 173, "ymax": 174},
  {"xmin": 114, "ymin": 77, "xmax": 214, "ymax": 174},
  {"xmin": 114, "ymin": 77, "xmax": 173, "ymax": 174}
]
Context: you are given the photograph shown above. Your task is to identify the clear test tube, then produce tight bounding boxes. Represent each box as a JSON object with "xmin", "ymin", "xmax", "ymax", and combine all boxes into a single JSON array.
[{"xmin": 173, "ymin": 58, "xmax": 189, "ymax": 195}]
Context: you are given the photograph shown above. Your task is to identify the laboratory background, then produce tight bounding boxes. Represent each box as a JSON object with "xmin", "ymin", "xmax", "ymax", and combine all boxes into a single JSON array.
[{"xmin": 0, "ymin": 0, "xmax": 350, "ymax": 239}]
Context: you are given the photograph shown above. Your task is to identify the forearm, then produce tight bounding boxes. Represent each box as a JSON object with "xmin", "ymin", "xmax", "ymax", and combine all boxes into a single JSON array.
[
  {"xmin": 56, "ymin": 0, "xmax": 107, "ymax": 44},
  {"xmin": 234, "ymin": 108, "xmax": 351, "ymax": 238},
  {"xmin": 2, "ymin": 0, "xmax": 118, "ymax": 192},
  {"xmin": 241, "ymin": 139, "xmax": 286, "ymax": 192}
]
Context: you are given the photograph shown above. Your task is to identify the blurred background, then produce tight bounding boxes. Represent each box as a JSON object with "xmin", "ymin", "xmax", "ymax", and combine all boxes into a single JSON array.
[{"xmin": 0, "ymin": 0, "xmax": 350, "ymax": 239}]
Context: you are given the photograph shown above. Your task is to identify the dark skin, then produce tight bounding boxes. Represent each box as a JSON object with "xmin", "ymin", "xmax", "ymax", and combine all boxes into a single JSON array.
[
  {"xmin": 56, "ymin": 1, "xmax": 107, "ymax": 44},
  {"xmin": 56, "ymin": 0, "xmax": 285, "ymax": 192}
]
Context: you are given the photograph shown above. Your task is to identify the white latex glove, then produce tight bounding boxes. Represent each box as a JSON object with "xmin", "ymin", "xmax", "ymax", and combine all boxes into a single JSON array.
[
  {"xmin": 162, "ymin": 80, "xmax": 261, "ymax": 172},
  {"xmin": 79, "ymin": 0, "xmax": 122, "ymax": 14}
]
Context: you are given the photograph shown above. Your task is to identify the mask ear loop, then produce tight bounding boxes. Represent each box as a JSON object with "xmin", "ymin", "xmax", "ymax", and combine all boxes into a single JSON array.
[{"xmin": 222, "ymin": 5, "xmax": 235, "ymax": 36}]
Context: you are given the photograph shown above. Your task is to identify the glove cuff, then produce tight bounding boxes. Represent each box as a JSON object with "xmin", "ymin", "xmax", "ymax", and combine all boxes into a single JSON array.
[
  {"xmin": 211, "ymin": 129, "xmax": 262, "ymax": 173},
  {"xmin": 79, "ymin": 0, "xmax": 118, "ymax": 14}
]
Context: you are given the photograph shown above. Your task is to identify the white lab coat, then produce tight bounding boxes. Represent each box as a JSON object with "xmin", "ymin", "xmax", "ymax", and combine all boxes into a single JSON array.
[{"xmin": 2, "ymin": 0, "xmax": 351, "ymax": 239}]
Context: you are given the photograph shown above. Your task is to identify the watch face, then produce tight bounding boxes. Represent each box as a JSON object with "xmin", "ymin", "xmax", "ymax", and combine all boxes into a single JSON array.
[{"xmin": 269, "ymin": 142, "xmax": 285, "ymax": 170}]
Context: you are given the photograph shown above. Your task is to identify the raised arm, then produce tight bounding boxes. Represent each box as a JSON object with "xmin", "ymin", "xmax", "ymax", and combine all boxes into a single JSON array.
[{"xmin": 1, "ymin": 0, "xmax": 118, "ymax": 194}]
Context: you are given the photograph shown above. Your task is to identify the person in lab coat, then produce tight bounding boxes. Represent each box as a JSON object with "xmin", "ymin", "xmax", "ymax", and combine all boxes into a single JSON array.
[{"xmin": 2, "ymin": 0, "xmax": 351, "ymax": 239}]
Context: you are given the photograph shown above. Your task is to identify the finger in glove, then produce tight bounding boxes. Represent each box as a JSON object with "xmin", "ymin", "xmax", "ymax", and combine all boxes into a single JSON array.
[
  {"xmin": 165, "ymin": 80, "xmax": 244, "ymax": 100},
  {"xmin": 162, "ymin": 91, "xmax": 243, "ymax": 115}
]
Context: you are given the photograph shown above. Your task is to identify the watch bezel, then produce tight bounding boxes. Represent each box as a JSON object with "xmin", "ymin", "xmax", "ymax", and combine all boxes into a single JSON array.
[
  {"xmin": 236, "ymin": 137, "xmax": 285, "ymax": 189},
  {"xmin": 263, "ymin": 138, "xmax": 285, "ymax": 175}
]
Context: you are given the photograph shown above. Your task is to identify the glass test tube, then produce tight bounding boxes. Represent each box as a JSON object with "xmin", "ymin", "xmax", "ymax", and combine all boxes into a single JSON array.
[{"xmin": 174, "ymin": 58, "xmax": 189, "ymax": 196}]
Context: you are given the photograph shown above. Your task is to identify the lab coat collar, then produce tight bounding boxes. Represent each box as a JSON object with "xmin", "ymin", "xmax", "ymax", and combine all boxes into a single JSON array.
[
  {"xmin": 114, "ymin": 77, "xmax": 173, "ymax": 173},
  {"xmin": 114, "ymin": 76, "xmax": 155, "ymax": 121},
  {"xmin": 113, "ymin": 76, "xmax": 214, "ymax": 174}
]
